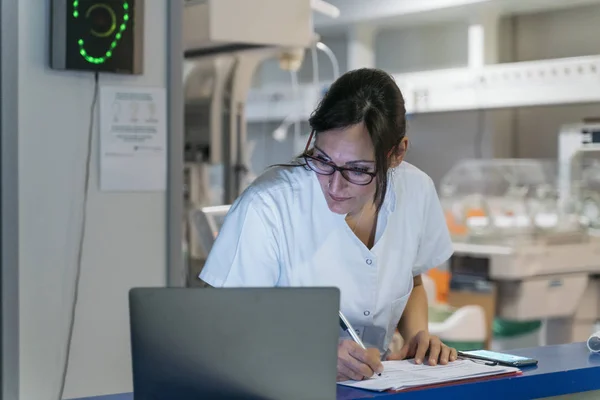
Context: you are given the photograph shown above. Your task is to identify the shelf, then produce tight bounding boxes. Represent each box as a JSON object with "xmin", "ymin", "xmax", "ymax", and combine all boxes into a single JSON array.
[
  {"xmin": 245, "ymin": 55, "xmax": 600, "ymax": 122},
  {"xmin": 452, "ymin": 242, "xmax": 514, "ymax": 256}
]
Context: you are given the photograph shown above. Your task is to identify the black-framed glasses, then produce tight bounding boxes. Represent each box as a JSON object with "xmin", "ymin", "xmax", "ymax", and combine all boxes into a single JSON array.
[{"xmin": 302, "ymin": 153, "xmax": 376, "ymax": 185}]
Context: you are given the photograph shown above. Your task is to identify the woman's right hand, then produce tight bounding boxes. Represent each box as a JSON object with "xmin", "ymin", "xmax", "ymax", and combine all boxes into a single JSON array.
[{"xmin": 336, "ymin": 340, "xmax": 384, "ymax": 382}]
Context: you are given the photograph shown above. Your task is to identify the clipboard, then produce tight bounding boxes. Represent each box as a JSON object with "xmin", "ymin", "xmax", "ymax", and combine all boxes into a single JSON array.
[
  {"xmin": 396, "ymin": 368, "xmax": 523, "ymax": 393},
  {"xmin": 337, "ymin": 358, "xmax": 522, "ymax": 392}
]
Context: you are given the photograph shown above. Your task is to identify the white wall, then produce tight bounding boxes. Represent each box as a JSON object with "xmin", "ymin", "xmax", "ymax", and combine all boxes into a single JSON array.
[
  {"xmin": 374, "ymin": 4, "xmax": 600, "ymax": 183},
  {"xmin": 513, "ymin": 3, "xmax": 600, "ymax": 62},
  {"xmin": 18, "ymin": 1, "xmax": 168, "ymax": 399},
  {"xmin": 246, "ymin": 3, "xmax": 600, "ymax": 185},
  {"xmin": 404, "ymin": 110, "xmax": 508, "ymax": 187},
  {"xmin": 375, "ymin": 22, "xmax": 469, "ymax": 73},
  {"xmin": 373, "ymin": 23, "xmax": 472, "ymax": 185},
  {"xmin": 510, "ymin": 4, "xmax": 600, "ymax": 159}
]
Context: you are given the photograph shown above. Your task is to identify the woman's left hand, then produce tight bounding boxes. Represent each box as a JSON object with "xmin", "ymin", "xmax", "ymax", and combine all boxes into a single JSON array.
[{"xmin": 387, "ymin": 330, "xmax": 458, "ymax": 366}]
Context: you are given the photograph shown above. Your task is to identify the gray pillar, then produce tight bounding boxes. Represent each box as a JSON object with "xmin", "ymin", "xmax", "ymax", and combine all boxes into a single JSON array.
[{"xmin": 0, "ymin": 0, "xmax": 20, "ymax": 398}]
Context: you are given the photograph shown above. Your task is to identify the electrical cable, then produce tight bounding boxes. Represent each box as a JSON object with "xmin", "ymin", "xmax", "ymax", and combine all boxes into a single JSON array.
[
  {"xmin": 272, "ymin": 42, "xmax": 320, "ymax": 147},
  {"xmin": 308, "ymin": 43, "xmax": 320, "ymax": 146},
  {"xmin": 58, "ymin": 71, "xmax": 99, "ymax": 400},
  {"xmin": 311, "ymin": 44, "xmax": 319, "ymax": 86},
  {"xmin": 316, "ymin": 41, "xmax": 340, "ymax": 80},
  {"xmin": 290, "ymin": 70, "xmax": 301, "ymax": 154},
  {"xmin": 271, "ymin": 41, "xmax": 329, "ymax": 150}
]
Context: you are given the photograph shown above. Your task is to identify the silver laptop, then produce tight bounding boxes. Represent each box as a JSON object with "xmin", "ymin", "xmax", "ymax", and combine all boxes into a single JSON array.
[{"xmin": 129, "ymin": 287, "xmax": 340, "ymax": 400}]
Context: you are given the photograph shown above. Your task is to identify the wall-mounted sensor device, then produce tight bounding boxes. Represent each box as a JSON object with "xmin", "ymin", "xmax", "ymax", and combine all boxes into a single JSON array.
[{"xmin": 50, "ymin": 0, "xmax": 144, "ymax": 74}]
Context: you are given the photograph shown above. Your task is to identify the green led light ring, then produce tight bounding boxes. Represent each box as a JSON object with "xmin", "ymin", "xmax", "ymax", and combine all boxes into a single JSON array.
[
  {"xmin": 86, "ymin": 4, "xmax": 117, "ymax": 38},
  {"xmin": 73, "ymin": 1, "xmax": 130, "ymax": 65}
]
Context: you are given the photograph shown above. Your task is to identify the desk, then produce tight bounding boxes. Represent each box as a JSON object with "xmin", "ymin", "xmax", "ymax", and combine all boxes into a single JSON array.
[{"xmin": 71, "ymin": 342, "xmax": 600, "ymax": 400}]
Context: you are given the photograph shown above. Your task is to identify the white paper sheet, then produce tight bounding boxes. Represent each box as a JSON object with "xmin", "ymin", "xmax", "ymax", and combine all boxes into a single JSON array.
[
  {"xmin": 99, "ymin": 86, "xmax": 167, "ymax": 191},
  {"xmin": 337, "ymin": 359, "xmax": 520, "ymax": 391}
]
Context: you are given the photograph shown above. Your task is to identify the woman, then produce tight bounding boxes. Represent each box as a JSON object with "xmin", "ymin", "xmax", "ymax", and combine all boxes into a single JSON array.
[{"xmin": 199, "ymin": 68, "xmax": 458, "ymax": 381}]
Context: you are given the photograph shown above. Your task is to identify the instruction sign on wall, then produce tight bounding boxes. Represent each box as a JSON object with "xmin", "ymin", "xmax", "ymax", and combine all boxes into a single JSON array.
[{"xmin": 99, "ymin": 86, "xmax": 167, "ymax": 191}]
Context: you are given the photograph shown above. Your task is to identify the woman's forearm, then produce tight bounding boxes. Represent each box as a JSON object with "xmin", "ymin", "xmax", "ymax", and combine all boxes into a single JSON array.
[{"xmin": 397, "ymin": 275, "xmax": 429, "ymax": 340}]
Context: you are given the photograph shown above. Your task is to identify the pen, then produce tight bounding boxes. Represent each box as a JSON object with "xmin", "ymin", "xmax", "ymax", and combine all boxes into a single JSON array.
[{"xmin": 338, "ymin": 311, "xmax": 382, "ymax": 377}]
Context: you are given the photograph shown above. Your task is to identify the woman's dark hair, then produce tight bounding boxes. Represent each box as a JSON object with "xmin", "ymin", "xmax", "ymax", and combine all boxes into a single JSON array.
[{"xmin": 308, "ymin": 68, "xmax": 407, "ymax": 211}]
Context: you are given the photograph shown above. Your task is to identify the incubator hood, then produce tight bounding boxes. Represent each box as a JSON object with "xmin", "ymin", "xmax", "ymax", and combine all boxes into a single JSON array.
[
  {"xmin": 440, "ymin": 158, "xmax": 583, "ymax": 246},
  {"xmin": 444, "ymin": 132, "xmax": 600, "ymax": 347}
]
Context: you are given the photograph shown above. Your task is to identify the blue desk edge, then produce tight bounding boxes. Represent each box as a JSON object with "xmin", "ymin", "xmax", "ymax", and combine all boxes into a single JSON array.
[{"xmin": 70, "ymin": 342, "xmax": 600, "ymax": 400}]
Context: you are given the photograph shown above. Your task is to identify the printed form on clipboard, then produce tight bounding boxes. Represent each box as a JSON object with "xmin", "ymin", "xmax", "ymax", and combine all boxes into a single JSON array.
[{"xmin": 337, "ymin": 358, "xmax": 521, "ymax": 392}]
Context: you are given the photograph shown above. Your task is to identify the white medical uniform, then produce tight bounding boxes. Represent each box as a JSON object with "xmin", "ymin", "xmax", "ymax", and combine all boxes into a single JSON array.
[{"xmin": 200, "ymin": 161, "xmax": 453, "ymax": 352}]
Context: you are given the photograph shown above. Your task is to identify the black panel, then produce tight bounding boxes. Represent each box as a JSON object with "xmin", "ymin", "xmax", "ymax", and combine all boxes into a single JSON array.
[
  {"xmin": 449, "ymin": 255, "xmax": 495, "ymax": 294},
  {"xmin": 52, "ymin": 0, "xmax": 144, "ymax": 74},
  {"xmin": 581, "ymin": 128, "xmax": 600, "ymax": 144}
]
